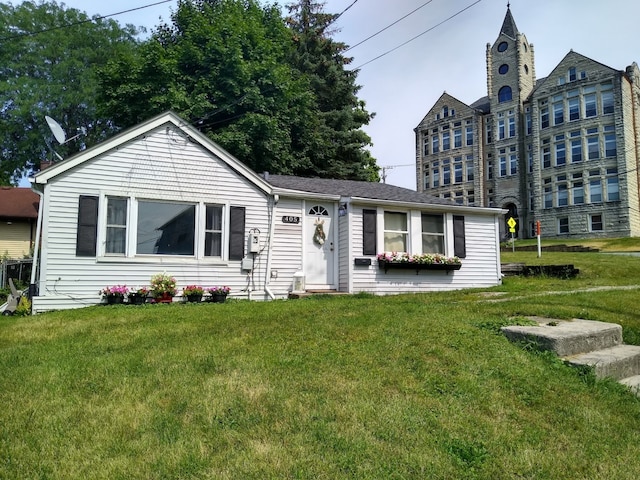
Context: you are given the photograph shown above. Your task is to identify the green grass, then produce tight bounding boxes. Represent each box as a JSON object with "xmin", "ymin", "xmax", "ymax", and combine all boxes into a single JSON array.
[{"xmin": 2, "ymin": 249, "xmax": 640, "ymax": 478}]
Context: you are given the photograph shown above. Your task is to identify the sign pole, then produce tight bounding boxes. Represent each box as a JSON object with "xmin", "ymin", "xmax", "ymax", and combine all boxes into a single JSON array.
[
  {"xmin": 507, "ymin": 216, "xmax": 517, "ymax": 253},
  {"xmin": 536, "ymin": 220, "xmax": 542, "ymax": 258}
]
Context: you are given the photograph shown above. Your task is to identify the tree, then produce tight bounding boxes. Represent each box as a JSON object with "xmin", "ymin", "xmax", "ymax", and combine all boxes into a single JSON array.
[
  {"xmin": 0, "ymin": 1, "xmax": 140, "ymax": 185},
  {"xmin": 98, "ymin": 0, "xmax": 378, "ymax": 180},
  {"xmin": 98, "ymin": 0, "xmax": 317, "ymax": 175},
  {"xmin": 286, "ymin": 0, "xmax": 379, "ymax": 181}
]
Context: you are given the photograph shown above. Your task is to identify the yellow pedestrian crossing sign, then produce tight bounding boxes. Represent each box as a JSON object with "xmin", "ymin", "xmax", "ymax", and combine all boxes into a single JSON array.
[{"xmin": 507, "ymin": 217, "xmax": 516, "ymax": 233}]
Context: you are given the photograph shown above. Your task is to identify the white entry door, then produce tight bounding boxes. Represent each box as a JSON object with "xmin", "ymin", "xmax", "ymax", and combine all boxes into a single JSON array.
[{"xmin": 304, "ymin": 203, "xmax": 335, "ymax": 288}]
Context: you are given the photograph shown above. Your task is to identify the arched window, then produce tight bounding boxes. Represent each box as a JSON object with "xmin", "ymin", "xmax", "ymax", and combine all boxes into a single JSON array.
[
  {"xmin": 308, "ymin": 205, "xmax": 329, "ymax": 216},
  {"xmin": 498, "ymin": 86, "xmax": 512, "ymax": 103}
]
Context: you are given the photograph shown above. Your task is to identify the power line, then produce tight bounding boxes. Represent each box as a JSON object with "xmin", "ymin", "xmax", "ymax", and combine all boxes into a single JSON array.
[
  {"xmin": 352, "ymin": 0, "xmax": 483, "ymax": 70},
  {"xmin": 332, "ymin": 0, "xmax": 359, "ymax": 23},
  {"xmin": 344, "ymin": 0, "xmax": 435, "ymax": 53},
  {"xmin": 0, "ymin": 0, "xmax": 173, "ymax": 42}
]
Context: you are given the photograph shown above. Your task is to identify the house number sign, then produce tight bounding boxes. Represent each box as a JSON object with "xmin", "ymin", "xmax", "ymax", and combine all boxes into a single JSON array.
[{"xmin": 281, "ymin": 216, "xmax": 300, "ymax": 224}]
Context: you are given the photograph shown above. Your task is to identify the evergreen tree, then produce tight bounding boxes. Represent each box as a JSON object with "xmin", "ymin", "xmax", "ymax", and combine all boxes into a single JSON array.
[{"xmin": 286, "ymin": 0, "xmax": 379, "ymax": 181}]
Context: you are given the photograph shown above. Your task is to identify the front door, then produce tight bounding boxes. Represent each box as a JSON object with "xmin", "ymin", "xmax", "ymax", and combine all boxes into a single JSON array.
[{"xmin": 304, "ymin": 203, "xmax": 335, "ymax": 289}]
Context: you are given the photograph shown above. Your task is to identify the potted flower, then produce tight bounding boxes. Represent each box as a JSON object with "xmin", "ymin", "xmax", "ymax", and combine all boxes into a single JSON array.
[
  {"xmin": 182, "ymin": 285, "xmax": 204, "ymax": 303},
  {"xmin": 128, "ymin": 286, "xmax": 149, "ymax": 305},
  {"xmin": 206, "ymin": 286, "xmax": 230, "ymax": 303},
  {"xmin": 150, "ymin": 273, "xmax": 177, "ymax": 303},
  {"xmin": 100, "ymin": 285, "xmax": 129, "ymax": 305}
]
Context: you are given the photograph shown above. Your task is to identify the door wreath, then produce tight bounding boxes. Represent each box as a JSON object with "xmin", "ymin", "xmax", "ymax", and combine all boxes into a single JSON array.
[{"xmin": 313, "ymin": 219, "xmax": 326, "ymax": 246}]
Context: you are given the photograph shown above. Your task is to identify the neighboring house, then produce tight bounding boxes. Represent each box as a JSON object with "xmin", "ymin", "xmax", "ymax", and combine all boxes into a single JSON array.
[
  {"xmin": 0, "ymin": 187, "xmax": 39, "ymax": 258},
  {"xmin": 30, "ymin": 111, "xmax": 504, "ymax": 313},
  {"xmin": 416, "ymin": 5, "xmax": 640, "ymax": 239}
]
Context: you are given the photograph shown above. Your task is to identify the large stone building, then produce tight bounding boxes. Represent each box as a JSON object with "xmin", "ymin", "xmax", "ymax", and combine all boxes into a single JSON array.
[{"xmin": 415, "ymin": 6, "xmax": 640, "ymax": 239}]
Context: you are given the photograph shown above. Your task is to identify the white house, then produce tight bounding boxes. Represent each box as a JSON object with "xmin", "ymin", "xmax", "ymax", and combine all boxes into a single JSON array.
[{"xmin": 29, "ymin": 111, "xmax": 504, "ymax": 313}]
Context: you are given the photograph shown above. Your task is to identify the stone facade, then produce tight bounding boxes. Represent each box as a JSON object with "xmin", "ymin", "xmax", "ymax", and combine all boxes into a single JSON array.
[{"xmin": 416, "ymin": 7, "xmax": 640, "ymax": 239}]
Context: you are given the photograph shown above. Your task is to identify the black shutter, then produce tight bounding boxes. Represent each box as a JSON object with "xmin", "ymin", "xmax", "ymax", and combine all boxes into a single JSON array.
[
  {"xmin": 229, "ymin": 206, "xmax": 245, "ymax": 260},
  {"xmin": 362, "ymin": 209, "xmax": 377, "ymax": 255},
  {"xmin": 453, "ymin": 215, "xmax": 466, "ymax": 258},
  {"xmin": 76, "ymin": 195, "xmax": 99, "ymax": 257}
]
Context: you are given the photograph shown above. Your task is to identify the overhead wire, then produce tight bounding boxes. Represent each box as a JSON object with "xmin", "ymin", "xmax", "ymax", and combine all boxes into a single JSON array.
[
  {"xmin": 344, "ymin": 0, "xmax": 435, "ymax": 53},
  {"xmin": 0, "ymin": 0, "xmax": 173, "ymax": 41},
  {"xmin": 351, "ymin": 0, "xmax": 483, "ymax": 70},
  {"xmin": 330, "ymin": 0, "xmax": 359, "ymax": 25}
]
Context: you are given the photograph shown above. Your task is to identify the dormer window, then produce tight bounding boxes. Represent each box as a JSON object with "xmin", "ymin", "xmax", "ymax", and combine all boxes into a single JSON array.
[
  {"xmin": 497, "ymin": 41, "xmax": 508, "ymax": 52},
  {"xmin": 498, "ymin": 64, "xmax": 509, "ymax": 75}
]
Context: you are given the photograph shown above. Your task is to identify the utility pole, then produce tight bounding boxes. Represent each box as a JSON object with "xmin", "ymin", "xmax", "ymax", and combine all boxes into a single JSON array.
[{"xmin": 381, "ymin": 164, "xmax": 414, "ymax": 184}]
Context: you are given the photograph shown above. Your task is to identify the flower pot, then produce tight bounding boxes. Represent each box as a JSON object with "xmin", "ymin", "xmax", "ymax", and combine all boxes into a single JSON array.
[
  {"xmin": 186, "ymin": 294, "xmax": 203, "ymax": 303},
  {"xmin": 106, "ymin": 295, "xmax": 124, "ymax": 305},
  {"xmin": 128, "ymin": 293, "xmax": 147, "ymax": 305},
  {"xmin": 209, "ymin": 293, "xmax": 227, "ymax": 303},
  {"xmin": 155, "ymin": 292, "xmax": 173, "ymax": 303}
]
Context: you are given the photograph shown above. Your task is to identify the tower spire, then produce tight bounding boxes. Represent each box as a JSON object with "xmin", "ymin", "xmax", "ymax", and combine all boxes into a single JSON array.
[{"xmin": 500, "ymin": 4, "xmax": 518, "ymax": 39}]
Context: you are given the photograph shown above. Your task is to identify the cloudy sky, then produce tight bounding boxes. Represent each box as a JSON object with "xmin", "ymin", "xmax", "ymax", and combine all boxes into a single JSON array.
[{"xmin": 15, "ymin": 0, "xmax": 640, "ymax": 189}]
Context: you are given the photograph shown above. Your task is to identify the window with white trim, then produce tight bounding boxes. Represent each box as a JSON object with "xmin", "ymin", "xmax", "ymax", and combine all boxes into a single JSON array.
[
  {"xmin": 422, "ymin": 214, "xmax": 444, "ymax": 253},
  {"xmin": 106, "ymin": 197, "xmax": 127, "ymax": 254},
  {"xmin": 383, "ymin": 211, "xmax": 408, "ymax": 252},
  {"xmin": 93, "ymin": 197, "xmax": 240, "ymax": 260},
  {"xmin": 137, "ymin": 201, "xmax": 196, "ymax": 255}
]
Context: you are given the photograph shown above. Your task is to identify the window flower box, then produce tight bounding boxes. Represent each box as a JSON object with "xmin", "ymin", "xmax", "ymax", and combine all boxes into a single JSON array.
[{"xmin": 376, "ymin": 252, "xmax": 461, "ymax": 274}]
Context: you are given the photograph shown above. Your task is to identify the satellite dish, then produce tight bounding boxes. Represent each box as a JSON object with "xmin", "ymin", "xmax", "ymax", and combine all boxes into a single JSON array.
[{"xmin": 45, "ymin": 116, "xmax": 67, "ymax": 144}]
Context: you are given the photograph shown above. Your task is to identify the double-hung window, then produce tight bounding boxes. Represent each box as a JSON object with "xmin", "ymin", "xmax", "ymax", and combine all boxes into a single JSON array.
[
  {"xmin": 553, "ymin": 97, "xmax": 564, "ymax": 125},
  {"xmin": 601, "ymin": 82, "xmax": 614, "ymax": 114},
  {"xmin": 568, "ymin": 90, "xmax": 580, "ymax": 121},
  {"xmin": 584, "ymin": 87, "xmax": 597, "ymax": 117},
  {"xmin": 383, "ymin": 212, "xmax": 408, "ymax": 252},
  {"xmin": 421, "ymin": 214, "xmax": 444, "ymax": 254},
  {"xmin": 205, "ymin": 205, "xmax": 223, "ymax": 257},
  {"xmin": 106, "ymin": 197, "xmax": 128, "ymax": 254}
]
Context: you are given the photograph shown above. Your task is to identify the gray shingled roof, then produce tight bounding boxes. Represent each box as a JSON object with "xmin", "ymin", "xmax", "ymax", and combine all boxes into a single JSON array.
[
  {"xmin": 470, "ymin": 95, "xmax": 490, "ymax": 113},
  {"xmin": 500, "ymin": 7, "xmax": 518, "ymax": 39},
  {"xmin": 266, "ymin": 174, "xmax": 456, "ymax": 206}
]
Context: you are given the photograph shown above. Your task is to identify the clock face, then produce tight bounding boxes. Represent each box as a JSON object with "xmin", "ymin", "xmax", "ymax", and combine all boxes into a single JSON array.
[
  {"xmin": 499, "ymin": 64, "xmax": 509, "ymax": 74},
  {"xmin": 497, "ymin": 41, "xmax": 508, "ymax": 52}
]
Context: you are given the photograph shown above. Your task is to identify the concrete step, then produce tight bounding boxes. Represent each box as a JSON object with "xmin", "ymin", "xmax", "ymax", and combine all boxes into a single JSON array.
[
  {"xmin": 564, "ymin": 344, "xmax": 640, "ymax": 381},
  {"xmin": 619, "ymin": 375, "xmax": 640, "ymax": 395},
  {"xmin": 501, "ymin": 317, "xmax": 622, "ymax": 357}
]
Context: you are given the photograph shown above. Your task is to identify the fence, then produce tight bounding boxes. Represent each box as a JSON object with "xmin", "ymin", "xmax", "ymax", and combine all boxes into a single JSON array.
[{"xmin": 0, "ymin": 259, "xmax": 33, "ymax": 289}]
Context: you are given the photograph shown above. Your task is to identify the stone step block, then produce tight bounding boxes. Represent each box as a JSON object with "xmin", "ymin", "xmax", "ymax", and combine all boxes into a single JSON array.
[
  {"xmin": 501, "ymin": 318, "xmax": 622, "ymax": 357},
  {"xmin": 564, "ymin": 344, "xmax": 640, "ymax": 381}
]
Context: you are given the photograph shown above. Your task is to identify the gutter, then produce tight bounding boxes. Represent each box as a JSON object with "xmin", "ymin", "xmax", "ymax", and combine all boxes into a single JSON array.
[
  {"xmin": 263, "ymin": 194, "xmax": 278, "ymax": 300},
  {"xmin": 29, "ymin": 182, "xmax": 44, "ymax": 307}
]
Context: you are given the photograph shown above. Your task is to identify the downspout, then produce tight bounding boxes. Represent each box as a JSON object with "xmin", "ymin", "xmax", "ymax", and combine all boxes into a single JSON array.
[
  {"xmin": 264, "ymin": 193, "xmax": 278, "ymax": 300},
  {"xmin": 29, "ymin": 184, "xmax": 44, "ymax": 307}
]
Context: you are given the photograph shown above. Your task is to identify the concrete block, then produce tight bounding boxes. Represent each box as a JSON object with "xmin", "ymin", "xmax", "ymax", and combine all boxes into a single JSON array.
[
  {"xmin": 501, "ymin": 318, "xmax": 622, "ymax": 357},
  {"xmin": 564, "ymin": 345, "xmax": 640, "ymax": 381}
]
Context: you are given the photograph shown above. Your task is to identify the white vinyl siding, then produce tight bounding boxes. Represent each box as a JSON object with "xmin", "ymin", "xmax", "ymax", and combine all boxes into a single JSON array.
[{"xmin": 33, "ymin": 126, "xmax": 271, "ymax": 312}]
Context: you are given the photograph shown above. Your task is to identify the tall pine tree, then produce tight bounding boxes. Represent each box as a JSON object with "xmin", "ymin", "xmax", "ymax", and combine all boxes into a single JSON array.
[{"xmin": 286, "ymin": 0, "xmax": 379, "ymax": 181}]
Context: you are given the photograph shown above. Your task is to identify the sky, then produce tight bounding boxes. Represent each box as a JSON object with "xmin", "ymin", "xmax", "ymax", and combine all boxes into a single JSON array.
[{"xmin": 13, "ymin": 0, "xmax": 640, "ymax": 189}]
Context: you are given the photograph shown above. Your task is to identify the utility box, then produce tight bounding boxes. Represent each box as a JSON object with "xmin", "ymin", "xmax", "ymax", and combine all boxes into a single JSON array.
[{"xmin": 292, "ymin": 271, "xmax": 305, "ymax": 293}]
